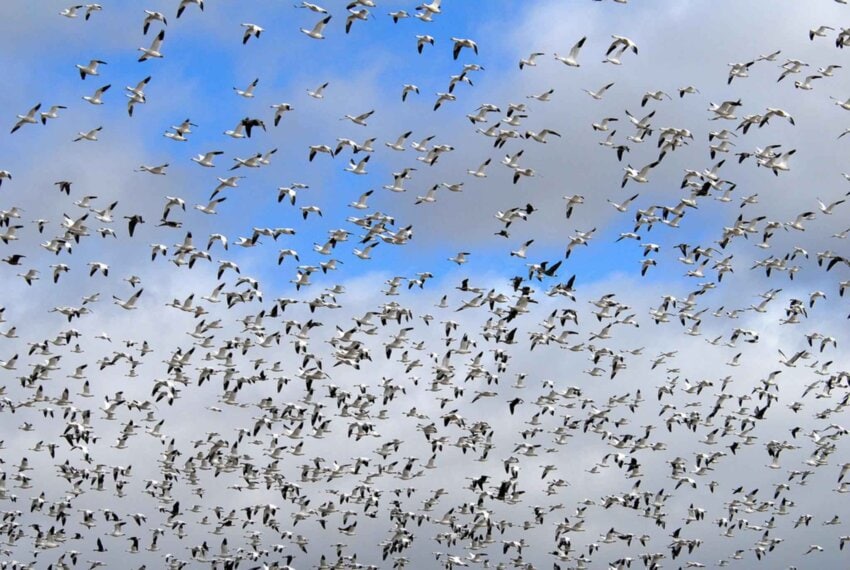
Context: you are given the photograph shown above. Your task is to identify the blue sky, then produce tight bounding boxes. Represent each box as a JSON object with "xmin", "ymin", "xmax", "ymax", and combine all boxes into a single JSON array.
[{"xmin": 2, "ymin": 1, "xmax": 850, "ymax": 568}]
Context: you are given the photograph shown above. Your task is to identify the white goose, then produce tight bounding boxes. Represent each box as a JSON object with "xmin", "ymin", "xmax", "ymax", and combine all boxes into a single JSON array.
[
  {"xmin": 418, "ymin": 0, "xmax": 441, "ymax": 13},
  {"xmin": 416, "ymin": 34, "xmax": 435, "ymax": 53},
  {"xmin": 241, "ymin": 23, "xmax": 264, "ymax": 44},
  {"xmin": 73, "ymin": 126, "xmax": 103, "ymax": 142},
  {"xmin": 113, "ymin": 289, "xmax": 144, "ymax": 310},
  {"xmin": 176, "ymin": 0, "xmax": 204, "ymax": 19},
  {"xmin": 39, "ymin": 105, "xmax": 67, "ymax": 125},
  {"xmin": 76, "ymin": 59, "xmax": 106, "ymax": 80},
  {"xmin": 353, "ymin": 242, "xmax": 378, "ymax": 260},
  {"xmin": 342, "ymin": 109, "xmax": 374, "ymax": 126},
  {"xmin": 401, "ymin": 84, "xmax": 419, "ymax": 101},
  {"xmin": 307, "ymin": 82, "xmax": 329, "ymax": 98},
  {"xmin": 143, "ymin": 10, "xmax": 167, "ymax": 34},
  {"xmin": 192, "ymin": 150, "xmax": 224, "ymax": 168},
  {"xmin": 60, "ymin": 5, "xmax": 84, "ymax": 18},
  {"xmin": 10, "ymin": 103, "xmax": 41, "ymax": 134},
  {"xmin": 138, "ymin": 30, "xmax": 165, "ymax": 62},
  {"xmin": 349, "ymin": 190, "xmax": 373, "ymax": 209},
  {"xmin": 817, "ymin": 197, "xmax": 846, "ymax": 214},
  {"xmin": 451, "ymin": 37, "xmax": 477, "ymax": 60},
  {"xmin": 300, "ymin": 15, "xmax": 332, "ymax": 39},
  {"xmin": 135, "ymin": 164, "xmax": 168, "ymax": 176},
  {"xmin": 386, "ymin": 131, "xmax": 413, "ymax": 151},
  {"xmin": 82, "ymin": 84, "xmax": 111, "ymax": 105},
  {"xmin": 295, "ymin": 2, "xmax": 328, "ymax": 13},
  {"xmin": 467, "ymin": 158, "xmax": 491, "ymax": 178},
  {"xmin": 271, "ymin": 103, "xmax": 294, "ymax": 125},
  {"xmin": 519, "ymin": 52, "xmax": 544, "ymax": 70},
  {"xmin": 553, "ymin": 36, "xmax": 586, "ymax": 67},
  {"xmin": 223, "ymin": 121, "xmax": 247, "ymax": 139},
  {"xmin": 194, "ymin": 198, "xmax": 227, "ymax": 215},
  {"xmin": 415, "ymin": 185, "xmax": 439, "ymax": 205},
  {"xmin": 527, "ymin": 88, "xmax": 555, "ymax": 102},
  {"xmin": 345, "ymin": 156, "xmax": 370, "ymax": 175},
  {"xmin": 125, "ymin": 76, "xmax": 151, "ymax": 116},
  {"xmin": 525, "ymin": 129, "xmax": 561, "ymax": 143},
  {"xmin": 583, "ymin": 82, "xmax": 615, "ymax": 100},
  {"xmin": 622, "ymin": 160, "xmax": 661, "ymax": 187},
  {"xmin": 234, "ymin": 78, "xmax": 259, "ymax": 98}
]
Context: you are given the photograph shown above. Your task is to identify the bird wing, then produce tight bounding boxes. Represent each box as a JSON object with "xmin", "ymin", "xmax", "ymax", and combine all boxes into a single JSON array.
[
  {"xmin": 150, "ymin": 30, "xmax": 165, "ymax": 51},
  {"xmin": 568, "ymin": 36, "xmax": 586, "ymax": 59}
]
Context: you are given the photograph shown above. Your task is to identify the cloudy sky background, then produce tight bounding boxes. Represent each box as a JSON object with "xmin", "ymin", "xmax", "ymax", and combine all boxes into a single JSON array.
[{"xmin": 1, "ymin": 0, "xmax": 850, "ymax": 568}]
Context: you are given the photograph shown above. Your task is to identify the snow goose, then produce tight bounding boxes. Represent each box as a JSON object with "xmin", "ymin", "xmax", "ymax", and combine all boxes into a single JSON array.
[
  {"xmin": 60, "ymin": 5, "xmax": 84, "ymax": 18},
  {"xmin": 138, "ymin": 30, "xmax": 165, "ymax": 61},
  {"xmin": 135, "ymin": 164, "xmax": 168, "ymax": 175},
  {"xmin": 641, "ymin": 90, "xmax": 671, "ymax": 106},
  {"xmin": 448, "ymin": 252, "xmax": 470, "ymax": 265},
  {"xmin": 583, "ymin": 82, "xmax": 614, "ymax": 100},
  {"xmin": 527, "ymin": 88, "xmax": 554, "ymax": 102},
  {"xmin": 510, "ymin": 240, "xmax": 534, "ymax": 258},
  {"xmin": 512, "ymin": 167, "xmax": 535, "ymax": 184},
  {"xmin": 296, "ymin": 2, "xmax": 328, "ymax": 13},
  {"xmin": 467, "ymin": 158, "xmax": 491, "ymax": 178},
  {"xmin": 270, "ymin": 103, "xmax": 293, "ymax": 125},
  {"xmin": 433, "ymin": 92, "xmax": 455, "ymax": 110},
  {"xmin": 194, "ymin": 198, "xmax": 227, "ymax": 215},
  {"xmin": 309, "ymin": 145, "xmax": 335, "ymax": 161},
  {"xmin": 125, "ymin": 76, "xmax": 151, "ymax": 116},
  {"xmin": 177, "ymin": 0, "xmax": 204, "ymax": 19},
  {"xmin": 341, "ymin": 109, "xmax": 374, "ymax": 126},
  {"xmin": 75, "ymin": 59, "xmax": 106, "ymax": 80},
  {"xmin": 794, "ymin": 75, "xmax": 822, "ymax": 91},
  {"xmin": 345, "ymin": 156, "xmax": 370, "ymax": 175},
  {"xmin": 810, "ymin": 25, "xmax": 834, "ymax": 40},
  {"xmin": 39, "ymin": 105, "xmax": 67, "ymax": 124},
  {"xmin": 301, "ymin": 15, "xmax": 331, "ymax": 39},
  {"xmin": 389, "ymin": 10, "xmax": 408, "ymax": 22},
  {"xmin": 113, "ymin": 289, "xmax": 144, "ymax": 310},
  {"xmin": 525, "ymin": 129, "xmax": 561, "ymax": 143},
  {"xmin": 608, "ymin": 193, "xmax": 639, "ymax": 212},
  {"xmin": 73, "ymin": 126, "xmax": 102, "ymax": 142},
  {"xmin": 386, "ymin": 131, "xmax": 412, "ymax": 151},
  {"xmin": 192, "ymin": 150, "xmax": 224, "ymax": 168},
  {"xmin": 345, "ymin": 8, "xmax": 369, "ymax": 34},
  {"xmin": 10, "ymin": 103, "xmax": 41, "ymax": 134},
  {"xmin": 143, "ymin": 10, "xmax": 166, "ymax": 34},
  {"xmin": 553, "ymin": 36, "xmax": 586, "ymax": 67},
  {"xmin": 307, "ymin": 82, "xmax": 329, "ymax": 98},
  {"xmin": 349, "ymin": 190, "xmax": 373, "ymax": 209},
  {"xmin": 607, "ymin": 34, "xmax": 638, "ymax": 55},
  {"xmin": 234, "ymin": 78, "xmax": 259, "ymax": 98},
  {"xmin": 519, "ymin": 52, "xmax": 544, "ymax": 70},
  {"xmin": 241, "ymin": 23, "xmax": 264, "ymax": 44},
  {"xmin": 817, "ymin": 197, "xmax": 846, "ymax": 214},
  {"xmin": 415, "ymin": 185, "xmax": 438, "ymax": 205},
  {"xmin": 401, "ymin": 84, "xmax": 419, "ymax": 101},
  {"xmin": 622, "ymin": 160, "xmax": 661, "ymax": 187},
  {"xmin": 416, "ymin": 34, "xmax": 435, "ymax": 53},
  {"xmin": 592, "ymin": 117, "xmax": 618, "ymax": 131},
  {"xmin": 223, "ymin": 120, "xmax": 247, "ymax": 139},
  {"xmin": 418, "ymin": 0, "xmax": 441, "ymax": 13},
  {"xmin": 353, "ymin": 242, "xmax": 378, "ymax": 260},
  {"xmin": 82, "ymin": 84, "xmax": 110, "ymax": 105},
  {"xmin": 451, "ymin": 37, "xmax": 478, "ymax": 60}
]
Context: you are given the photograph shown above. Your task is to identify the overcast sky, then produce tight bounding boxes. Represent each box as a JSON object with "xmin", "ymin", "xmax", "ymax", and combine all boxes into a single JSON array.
[{"xmin": 1, "ymin": 1, "xmax": 850, "ymax": 568}]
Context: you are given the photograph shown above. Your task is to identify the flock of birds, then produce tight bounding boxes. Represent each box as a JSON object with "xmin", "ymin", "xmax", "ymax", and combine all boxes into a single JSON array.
[{"xmin": 2, "ymin": 0, "xmax": 850, "ymax": 569}]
